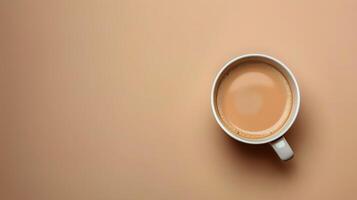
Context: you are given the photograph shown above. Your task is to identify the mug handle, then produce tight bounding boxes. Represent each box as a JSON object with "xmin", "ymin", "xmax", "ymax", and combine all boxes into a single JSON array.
[{"xmin": 270, "ymin": 137, "xmax": 294, "ymax": 161}]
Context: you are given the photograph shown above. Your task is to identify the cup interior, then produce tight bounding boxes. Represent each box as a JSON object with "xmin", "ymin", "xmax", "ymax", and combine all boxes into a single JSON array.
[{"xmin": 211, "ymin": 54, "xmax": 300, "ymax": 144}]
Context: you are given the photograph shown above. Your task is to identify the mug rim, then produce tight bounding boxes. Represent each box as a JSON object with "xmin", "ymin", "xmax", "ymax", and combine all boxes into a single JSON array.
[{"xmin": 210, "ymin": 53, "xmax": 300, "ymax": 144}]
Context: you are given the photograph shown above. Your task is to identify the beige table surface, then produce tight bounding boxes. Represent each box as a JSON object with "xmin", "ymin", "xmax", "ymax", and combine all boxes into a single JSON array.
[{"xmin": 1, "ymin": 1, "xmax": 357, "ymax": 199}]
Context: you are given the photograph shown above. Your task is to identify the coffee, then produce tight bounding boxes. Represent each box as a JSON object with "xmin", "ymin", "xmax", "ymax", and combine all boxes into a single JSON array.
[{"xmin": 216, "ymin": 61, "xmax": 293, "ymax": 139}]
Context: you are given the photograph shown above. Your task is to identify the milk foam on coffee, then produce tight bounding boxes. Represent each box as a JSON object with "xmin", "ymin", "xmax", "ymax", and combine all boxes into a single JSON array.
[{"xmin": 217, "ymin": 61, "xmax": 292, "ymax": 139}]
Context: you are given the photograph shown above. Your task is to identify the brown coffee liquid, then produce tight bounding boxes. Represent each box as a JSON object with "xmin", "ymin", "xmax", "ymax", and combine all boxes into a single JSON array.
[{"xmin": 217, "ymin": 61, "xmax": 292, "ymax": 139}]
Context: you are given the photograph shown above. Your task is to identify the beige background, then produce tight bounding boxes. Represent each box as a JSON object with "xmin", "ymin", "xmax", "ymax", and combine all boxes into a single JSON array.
[{"xmin": 1, "ymin": 0, "xmax": 357, "ymax": 199}]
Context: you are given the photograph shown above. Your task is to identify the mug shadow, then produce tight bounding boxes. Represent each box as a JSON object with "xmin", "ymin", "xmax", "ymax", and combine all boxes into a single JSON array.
[{"xmin": 212, "ymin": 104, "xmax": 308, "ymax": 175}]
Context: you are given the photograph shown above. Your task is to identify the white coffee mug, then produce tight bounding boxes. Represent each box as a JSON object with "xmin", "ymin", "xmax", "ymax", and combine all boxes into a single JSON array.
[{"xmin": 211, "ymin": 54, "xmax": 300, "ymax": 161}]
